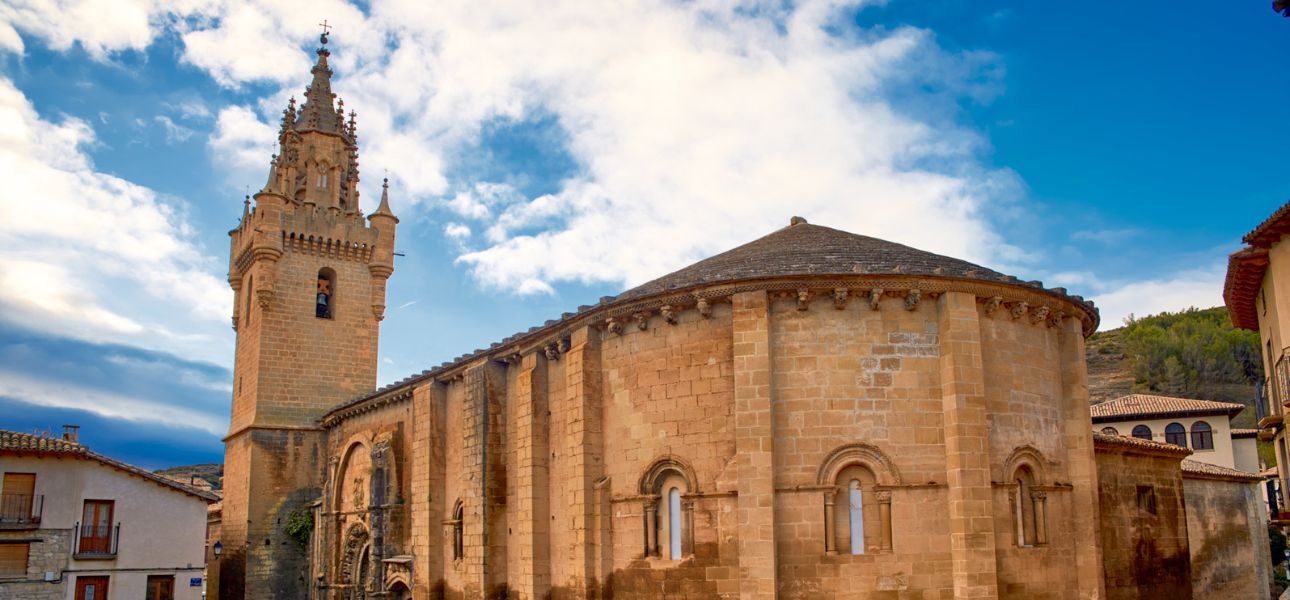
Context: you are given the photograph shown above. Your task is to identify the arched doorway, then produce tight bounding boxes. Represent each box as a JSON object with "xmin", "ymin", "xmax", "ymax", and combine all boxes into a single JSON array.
[{"xmin": 388, "ymin": 581, "xmax": 412, "ymax": 600}]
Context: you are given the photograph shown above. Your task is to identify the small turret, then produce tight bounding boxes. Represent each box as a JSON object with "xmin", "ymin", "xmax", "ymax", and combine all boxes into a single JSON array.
[{"xmin": 367, "ymin": 177, "xmax": 399, "ymax": 321}]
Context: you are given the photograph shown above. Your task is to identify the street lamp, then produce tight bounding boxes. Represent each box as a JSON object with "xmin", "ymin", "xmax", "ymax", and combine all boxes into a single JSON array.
[{"xmin": 212, "ymin": 541, "xmax": 222, "ymax": 560}]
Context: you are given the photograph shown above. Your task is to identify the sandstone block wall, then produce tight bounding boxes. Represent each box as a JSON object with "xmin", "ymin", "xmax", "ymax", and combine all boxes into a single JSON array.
[
  {"xmin": 0, "ymin": 529, "xmax": 68, "ymax": 600},
  {"xmin": 1183, "ymin": 475, "xmax": 1271, "ymax": 599},
  {"xmin": 1095, "ymin": 443, "xmax": 1191, "ymax": 600},
  {"xmin": 317, "ymin": 281, "xmax": 1113, "ymax": 600}
]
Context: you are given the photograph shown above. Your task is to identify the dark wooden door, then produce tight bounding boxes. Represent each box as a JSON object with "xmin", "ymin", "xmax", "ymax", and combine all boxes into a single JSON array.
[{"xmin": 75, "ymin": 575, "xmax": 109, "ymax": 600}]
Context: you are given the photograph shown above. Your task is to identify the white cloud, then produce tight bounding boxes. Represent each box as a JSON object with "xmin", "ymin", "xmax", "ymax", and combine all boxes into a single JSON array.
[
  {"xmin": 0, "ymin": 77, "xmax": 231, "ymax": 363},
  {"xmin": 154, "ymin": 115, "xmax": 193, "ymax": 143},
  {"xmin": 4, "ymin": 1, "xmax": 1025, "ymax": 297},
  {"xmin": 1087, "ymin": 264, "xmax": 1226, "ymax": 330},
  {"xmin": 443, "ymin": 223, "xmax": 471, "ymax": 240}
]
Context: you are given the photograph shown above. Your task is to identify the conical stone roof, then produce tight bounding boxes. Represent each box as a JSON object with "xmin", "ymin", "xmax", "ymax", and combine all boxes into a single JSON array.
[{"xmin": 617, "ymin": 217, "xmax": 1014, "ymax": 301}]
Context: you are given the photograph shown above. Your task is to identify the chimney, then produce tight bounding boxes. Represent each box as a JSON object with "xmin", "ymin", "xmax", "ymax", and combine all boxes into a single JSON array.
[{"xmin": 62, "ymin": 425, "xmax": 79, "ymax": 443}]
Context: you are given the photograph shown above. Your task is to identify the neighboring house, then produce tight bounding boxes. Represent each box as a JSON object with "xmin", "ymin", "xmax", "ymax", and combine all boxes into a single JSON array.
[
  {"xmin": 1090, "ymin": 393, "xmax": 1258, "ymax": 472},
  {"xmin": 0, "ymin": 428, "xmax": 217, "ymax": 600}
]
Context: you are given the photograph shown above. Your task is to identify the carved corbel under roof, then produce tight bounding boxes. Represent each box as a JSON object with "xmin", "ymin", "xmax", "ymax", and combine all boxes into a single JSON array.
[
  {"xmin": 660, "ymin": 305, "xmax": 678, "ymax": 324},
  {"xmin": 1029, "ymin": 306, "xmax": 1050, "ymax": 325},
  {"xmin": 796, "ymin": 288, "xmax": 811, "ymax": 311},
  {"xmin": 904, "ymin": 289, "xmax": 920, "ymax": 311},
  {"xmin": 605, "ymin": 317, "xmax": 624, "ymax": 335},
  {"xmin": 870, "ymin": 288, "xmax": 883, "ymax": 310},
  {"xmin": 1010, "ymin": 301, "xmax": 1029, "ymax": 320},
  {"xmin": 832, "ymin": 288, "xmax": 848, "ymax": 309},
  {"xmin": 696, "ymin": 298, "xmax": 712, "ymax": 318},
  {"xmin": 633, "ymin": 311, "xmax": 650, "ymax": 331},
  {"xmin": 983, "ymin": 296, "xmax": 1003, "ymax": 316}
]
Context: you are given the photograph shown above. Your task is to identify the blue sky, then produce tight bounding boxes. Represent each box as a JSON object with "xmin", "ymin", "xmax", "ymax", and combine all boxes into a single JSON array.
[{"xmin": 0, "ymin": 1, "xmax": 1286, "ymax": 469}]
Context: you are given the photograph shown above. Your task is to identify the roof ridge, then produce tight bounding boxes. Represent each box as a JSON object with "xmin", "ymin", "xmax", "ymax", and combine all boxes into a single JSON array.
[{"xmin": 0, "ymin": 429, "xmax": 218, "ymax": 502}]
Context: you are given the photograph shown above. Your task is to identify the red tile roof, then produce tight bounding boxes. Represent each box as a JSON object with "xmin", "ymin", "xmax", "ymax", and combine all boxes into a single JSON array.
[
  {"xmin": 1224, "ymin": 247, "xmax": 1269, "ymax": 331},
  {"xmin": 1092, "ymin": 431, "xmax": 1192, "ymax": 458},
  {"xmin": 1090, "ymin": 394, "xmax": 1244, "ymax": 423},
  {"xmin": 1180, "ymin": 459, "xmax": 1264, "ymax": 483},
  {"xmin": 1242, "ymin": 199, "xmax": 1290, "ymax": 248},
  {"xmin": 0, "ymin": 429, "xmax": 218, "ymax": 502},
  {"xmin": 1230, "ymin": 428, "xmax": 1262, "ymax": 439}
]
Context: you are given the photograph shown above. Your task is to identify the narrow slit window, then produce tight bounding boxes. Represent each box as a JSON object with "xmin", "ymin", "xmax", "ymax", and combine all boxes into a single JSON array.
[
  {"xmin": 848, "ymin": 480, "xmax": 864, "ymax": 555},
  {"xmin": 317, "ymin": 268, "xmax": 336, "ymax": 319},
  {"xmin": 668, "ymin": 488, "xmax": 682, "ymax": 560}
]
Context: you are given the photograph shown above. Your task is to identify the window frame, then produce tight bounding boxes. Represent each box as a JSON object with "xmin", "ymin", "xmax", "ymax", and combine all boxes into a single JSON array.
[
  {"xmin": 1164, "ymin": 423, "xmax": 1188, "ymax": 447},
  {"xmin": 78, "ymin": 499, "xmax": 115, "ymax": 555},
  {"xmin": 1190, "ymin": 421, "xmax": 1214, "ymax": 451},
  {"xmin": 1100, "ymin": 427, "xmax": 1119, "ymax": 436},
  {"xmin": 0, "ymin": 541, "xmax": 29, "ymax": 578},
  {"xmin": 1131, "ymin": 425, "xmax": 1153, "ymax": 440},
  {"xmin": 145, "ymin": 574, "xmax": 175, "ymax": 600},
  {"xmin": 316, "ymin": 268, "xmax": 336, "ymax": 320}
]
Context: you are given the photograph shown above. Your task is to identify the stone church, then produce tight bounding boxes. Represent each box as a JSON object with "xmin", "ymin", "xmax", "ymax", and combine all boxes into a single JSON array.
[{"xmin": 217, "ymin": 40, "xmax": 1270, "ymax": 600}]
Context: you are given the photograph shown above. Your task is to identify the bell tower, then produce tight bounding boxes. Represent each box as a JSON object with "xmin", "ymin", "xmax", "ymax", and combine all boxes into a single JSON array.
[{"xmin": 219, "ymin": 32, "xmax": 397, "ymax": 600}]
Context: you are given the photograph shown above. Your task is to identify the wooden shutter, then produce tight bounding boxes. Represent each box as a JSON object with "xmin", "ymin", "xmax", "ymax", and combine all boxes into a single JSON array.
[{"xmin": 0, "ymin": 543, "xmax": 28, "ymax": 576}]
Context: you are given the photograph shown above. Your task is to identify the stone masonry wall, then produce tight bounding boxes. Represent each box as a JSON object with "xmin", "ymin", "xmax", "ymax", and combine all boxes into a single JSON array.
[
  {"xmin": 1095, "ymin": 444, "xmax": 1191, "ymax": 600},
  {"xmin": 1184, "ymin": 475, "xmax": 1271, "ymax": 599},
  {"xmin": 0, "ymin": 529, "xmax": 69, "ymax": 600}
]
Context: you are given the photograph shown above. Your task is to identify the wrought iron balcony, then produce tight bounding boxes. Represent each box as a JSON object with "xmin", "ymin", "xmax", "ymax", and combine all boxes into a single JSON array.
[
  {"xmin": 0, "ymin": 493, "xmax": 42, "ymax": 529},
  {"xmin": 73, "ymin": 522, "xmax": 119, "ymax": 559}
]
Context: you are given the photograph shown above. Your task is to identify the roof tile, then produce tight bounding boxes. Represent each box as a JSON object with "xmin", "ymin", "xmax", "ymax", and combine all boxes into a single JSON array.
[{"xmin": 1090, "ymin": 394, "xmax": 1244, "ymax": 422}]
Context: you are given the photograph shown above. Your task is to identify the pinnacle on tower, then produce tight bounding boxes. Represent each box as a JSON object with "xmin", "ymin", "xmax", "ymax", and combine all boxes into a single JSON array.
[{"xmin": 370, "ymin": 177, "xmax": 399, "ymax": 222}]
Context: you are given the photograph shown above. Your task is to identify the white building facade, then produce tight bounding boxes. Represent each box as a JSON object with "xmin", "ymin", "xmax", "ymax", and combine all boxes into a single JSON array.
[{"xmin": 0, "ymin": 429, "xmax": 216, "ymax": 600}]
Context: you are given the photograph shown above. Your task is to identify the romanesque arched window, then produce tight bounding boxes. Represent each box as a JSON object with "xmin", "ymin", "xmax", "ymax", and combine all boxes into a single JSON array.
[
  {"xmin": 1132, "ymin": 425, "xmax": 1152, "ymax": 440},
  {"xmin": 450, "ymin": 500, "xmax": 463, "ymax": 562},
  {"xmin": 1101, "ymin": 426, "xmax": 1119, "ymax": 436},
  {"xmin": 1164, "ymin": 423, "xmax": 1187, "ymax": 447},
  {"xmin": 833, "ymin": 465, "xmax": 878, "ymax": 555},
  {"xmin": 1003, "ymin": 447, "xmax": 1049, "ymax": 549},
  {"xmin": 1013, "ymin": 465, "xmax": 1040, "ymax": 547},
  {"xmin": 818, "ymin": 443, "xmax": 897, "ymax": 555},
  {"xmin": 1191, "ymin": 421, "xmax": 1214, "ymax": 451},
  {"xmin": 638, "ymin": 457, "xmax": 696, "ymax": 560},
  {"xmin": 317, "ymin": 268, "xmax": 336, "ymax": 319}
]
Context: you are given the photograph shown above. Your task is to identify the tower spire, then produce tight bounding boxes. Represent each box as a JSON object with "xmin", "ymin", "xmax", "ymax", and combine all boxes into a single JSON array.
[
  {"xmin": 295, "ymin": 28, "xmax": 339, "ymax": 133},
  {"xmin": 371, "ymin": 176, "xmax": 398, "ymax": 222}
]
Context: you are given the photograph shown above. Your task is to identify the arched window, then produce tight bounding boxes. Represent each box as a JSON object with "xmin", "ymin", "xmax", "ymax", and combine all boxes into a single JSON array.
[
  {"xmin": 639, "ymin": 457, "xmax": 695, "ymax": 560},
  {"xmin": 818, "ymin": 443, "xmax": 897, "ymax": 555},
  {"xmin": 1101, "ymin": 427, "xmax": 1119, "ymax": 436},
  {"xmin": 1191, "ymin": 421, "xmax": 1214, "ymax": 451},
  {"xmin": 316, "ymin": 268, "xmax": 335, "ymax": 319},
  {"xmin": 1132, "ymin": 425, "xmax": 1152, "ymax": 440},
  {"xmin": 450, "ymin": 500, "xmax": 463, "ymax": 561},
  {"xmin": 1014, "ymin": 466, "xmax": 1038, "ymax": 547},
  {"xmin": 1165, "ymin": 423, "xmax": 1187, "ymax": 447},
  {"xmin": 667, "ymin": 487, "xmax": 682, "ymax": 559},
  {"xmin": 833, "ymin": 465, "xmax": 878, "ymax": 555}
]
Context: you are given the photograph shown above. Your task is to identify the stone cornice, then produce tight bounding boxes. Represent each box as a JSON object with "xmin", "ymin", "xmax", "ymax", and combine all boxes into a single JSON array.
[{"xmin": 321, "ymin": 274, "xmax": 1099, "ymax": 427}]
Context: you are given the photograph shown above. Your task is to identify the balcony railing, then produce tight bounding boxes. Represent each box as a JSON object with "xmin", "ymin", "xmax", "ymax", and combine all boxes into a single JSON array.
[
  {"xmin": 73, "ymin": 522, "xmax": 119, "ymax": 559},
  {"xmin": 0, "ymin": 493, "xmax": 42, "ymax": 528}
]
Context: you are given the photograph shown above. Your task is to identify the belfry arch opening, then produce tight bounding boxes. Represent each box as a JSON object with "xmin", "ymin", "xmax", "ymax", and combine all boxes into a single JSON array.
[{"xmin": 317, "ymin": 267, "xmax": 336, "ymax": 319}]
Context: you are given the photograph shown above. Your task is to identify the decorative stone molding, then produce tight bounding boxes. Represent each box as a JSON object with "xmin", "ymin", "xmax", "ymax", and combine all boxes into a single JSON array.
[
  {"xmin": 633, "ymin": 311, "xmax": 650, "ymax": 330},
  {"xmin": 817, "ymin": 442, "xmax": 902, "ymax": 486},
  {"xmin": 696, "ymin": 299, "xmax": 712, "ymax": 319},
  {"xmin": 870, "ymin": 288, "xmax": 884, "ymax": 310},
  {"xmin": 833, "ymin": 288, "xmax": 848, "ymax": 309},
  {"xmin": 1010, "ymin": 301, "xmax": 1029, "ymax": 320},
  {"xmin": 1029, "ymin": 306, "xmax": 1050, "ymax": 325},
  {"xmin": 372, "ymin": 303, "xmax": 386, "ymax": 321},
  {"xmin": 256, "ymin": 288, "xmax": 275, "ymax": 309},
  {"xmin": 904, "ymin": 289, "xmax": 920, "ymax": 311},
  {"xmin": 797, "ymin": 288, "xmax": 811, "ymax": 311},
  {"xmin": 875, "ymin": 490, "xmax": 893, "ymax": 503},
  {"xmin": 660, "ymin": 305, "xmax": 677, "ymax": 325},
  {"xmin": 984, "ymin": 295, "xmax": 1004, "ymax": 315},
  {"xmin": 606, "ymin": 317, "xmax": 624, "ymax": 335},
  {"xmin": 1030, "ymin": 490, "xmax": 1048, "ymax": 501}
]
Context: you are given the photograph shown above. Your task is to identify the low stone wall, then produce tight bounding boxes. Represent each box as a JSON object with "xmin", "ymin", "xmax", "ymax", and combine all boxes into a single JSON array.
[
  {"xmin": 1094, "ymin": 434, "xmax": 1192, "ymax": 600},
  {"xmin": 1182, "ymin": 460, "xmax": 1272, "ymax": 600}
]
